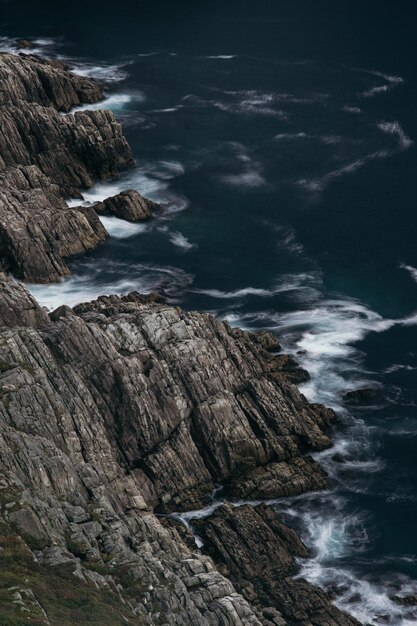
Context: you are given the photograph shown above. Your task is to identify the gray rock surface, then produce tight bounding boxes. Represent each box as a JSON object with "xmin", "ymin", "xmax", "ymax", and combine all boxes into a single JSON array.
[
  {"xmin": 0, "ymin": 53, "xmax": 361, "ymax": 626},
  {"xmin": 94, "ymin": 189, "xmax": 161, "ymax": 222},
  {"xmin": 195, "ymin": 504, "xmax": 360, "ymax": 626},
  {"xmin": 0, "ymin": 278, "xmax": 360, "ymax": 625},
  {"xmin": 0, "ymin": 53, "xmax": 134, "ymax": 282}
]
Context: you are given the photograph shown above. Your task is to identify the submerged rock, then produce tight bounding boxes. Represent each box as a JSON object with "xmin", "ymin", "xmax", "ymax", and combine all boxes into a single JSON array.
[{"xmin": 343, "ymin": 387, "xmax": 378, "ymax": 404}]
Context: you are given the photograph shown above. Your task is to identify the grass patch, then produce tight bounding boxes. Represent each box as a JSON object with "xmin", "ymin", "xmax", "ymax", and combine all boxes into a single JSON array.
[{"xmin": 0, "ymin": 525, "xmax": 148, "ymax": 625}]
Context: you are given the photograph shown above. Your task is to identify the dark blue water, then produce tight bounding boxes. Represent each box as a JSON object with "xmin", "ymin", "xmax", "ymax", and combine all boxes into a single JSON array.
[{"xmin": 2, "ymin": 3, "xmax": 417, "ymax": 623}]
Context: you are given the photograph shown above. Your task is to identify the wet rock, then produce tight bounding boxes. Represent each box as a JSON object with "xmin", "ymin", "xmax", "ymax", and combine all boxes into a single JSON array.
[
  {"xmin": 196, "ymin": 503, "xmax": 361, "ymax": 626},
  {"xmin": 94, "ymin": 189, "xmax": 161, "ymax": 222},
  {"xmin": 17, "ymin": 39, "xmax": 34, "ymax": 49},
  {"xmin": 0, "ymin": 51, "xmax": 364, "ymax": 626},
  {"xmin": 343, "ymin": 387, "xmax": 378, "ymax": 404},
  {"xmin": 0, "ymin": 278, "xmax": 351, "ymax": 625},
  {"xmin": 252, "ymin": 330, "xmax": 282, "ymax": 353},
  {"xmin": 49, "ymin": 305, "xmax": 75, "ymax": 322},
  {"xmin": 392, "ymin": 594, "xmax": 417, "ymax": 606},
  {"xmin": 0, "ymin": 53, "xmax": 103, "ymax": 110},
  {"xmin": 271, "ymin": 354, "xmax": 310, "ymax": 384}
]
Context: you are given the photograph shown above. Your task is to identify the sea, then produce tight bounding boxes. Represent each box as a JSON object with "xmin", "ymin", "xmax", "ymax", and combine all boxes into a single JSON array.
[{"xmin": 1, "ymin": 2, "xmax": 417, "ymax": 623}]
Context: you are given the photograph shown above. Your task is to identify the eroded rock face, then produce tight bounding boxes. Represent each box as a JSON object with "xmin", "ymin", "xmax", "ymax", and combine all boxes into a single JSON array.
[
  {"xmin": 0, "ymin": 52, "xmax": 103, "ymax": 110},
  {"xmin": 0, "ymin": 272, "xmax": 50, "ymax": 328},
  {"xmin": 94, "ymin": 189, "xmax": 161, "ymax": 222},
  {"xmin": 0, "ymin": 53, "xmax": 134, "ymax": 282},
  {"xmin": 0, "ymin": 53, "xmax": 361, "ymax": 626},
  {"xmin": 195, "ymin": 504, "xmax": 360, "ymax": 626},
  {"xmin": 0, "ymin": 278, "xmax": 359, "ymax": 625}
]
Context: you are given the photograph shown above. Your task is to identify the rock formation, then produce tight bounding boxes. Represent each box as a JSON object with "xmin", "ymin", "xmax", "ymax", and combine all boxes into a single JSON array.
[
  {"xmin": 0, "ymin": 52, "xmax": 361, "ymax": 625},
  {"xmin": 0, "ymin": 278, "xmax": 360, "ymax": 625},
  {"xmin": 94, "ymin": 190, "xmax": 160, "ymax": 222},
  {"xmin": 0, "ymin": 53, "xmax": 157, "ymax": 283}
]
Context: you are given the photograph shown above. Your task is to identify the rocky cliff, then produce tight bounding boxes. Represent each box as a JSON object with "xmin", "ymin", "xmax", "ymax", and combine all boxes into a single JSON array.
[
  {"xmin": 0, "ymin": 53, "xmax": 154, "ymax": 283},
  {"xmin": 0, "ymin": 52, "xmax": 361, "ymax": 626}
]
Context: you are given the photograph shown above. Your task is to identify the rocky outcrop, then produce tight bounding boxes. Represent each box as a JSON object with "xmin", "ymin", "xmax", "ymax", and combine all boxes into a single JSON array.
[
  {"xmin": 94, "ymin": 189, "xmax": 160, "ymax": 222},
  {"xmin": 0, "ymin": 53, "xmax": 135, "ymax": 282},
  {"xmin": 0, "ymin": 272, "xmax": 50, "ymax": 328},
  {"xmin": 0, "ymin": 52, "xmax": 103, "ymax": 110},
  {"xmin": 195, "ymin": 504, "xmax": 360, "ymax": 626},
  {"xmin": 0, "ymin": 277, "xmax": 359, "ymax": 625},
  {"xmin": 0, "ymin": 164, "xmax": 108, "ymax": 282},
  {"xmin": 342, "ymin": 387, "xmax": 378, "ymax": 404},
  {"xmin": 0, "ymin": 52, "xmax": 361, "ymax": 626}
]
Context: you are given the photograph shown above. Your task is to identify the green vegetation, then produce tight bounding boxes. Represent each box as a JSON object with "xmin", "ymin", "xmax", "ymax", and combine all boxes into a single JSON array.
[{"xmin": 0, "ymin": 522, "xmax": 147, "ymax": 626}]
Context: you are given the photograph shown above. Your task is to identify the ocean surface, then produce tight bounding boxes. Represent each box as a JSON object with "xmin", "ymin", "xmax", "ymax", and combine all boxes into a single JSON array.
[{"xmin": 2, "ymin": 2, "xmax": 417, "ymax": 623}]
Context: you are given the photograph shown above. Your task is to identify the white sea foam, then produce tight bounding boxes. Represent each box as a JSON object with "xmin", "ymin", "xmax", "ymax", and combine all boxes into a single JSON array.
[
  {"xmin": 202, "ymin": 55, "xmax": 236, "ymax": 59},
  {"xmin": 274, "ymin": 132, "xmax": 309, "ymax": 140},
  {"xmin": 70, "ymin": 61, "xmax": 130, "ymax": 83},
  {"xmin": 0, "ymin": 35, "xmax": 58, "ymax": 56},
  {"xmin": 70, "ymin": 92, "xmax": 144, "ymax": 114},
  {"xmin": 354, "ymin": 67, "xmax": 404, "ymax": 99},
  {"xmin": 298, "ymin": 149, "xmax": 391, "ymax": 194},
  {"xmin": 342, "ymin": 105, "xmax": 362, "ymax": 114},
  {"xmin": 385, "ymin": 363, "xmax": 417, "ymax": 374},
  {"xmin": 377, "ymin": 121, "xmax": 414, "ymax": 150},
  {"xmin": 193, "ymin": 272, "xmax": 320, "ymax": 301},
  {"xmin": 193, "ymin": 287, "xmax": 276, "ymax": 299},
  {"xmin": 213, "ymin": 90, "xmax": 288, "ymax": 118},
  {"xmin": 151, "ymin": 107, "xmax": 182, "ymax": 113},
  {"xmin": 27, "ymin": 262, "xmax": 193, "ymax": 310},
  {"xmin": 223, "ymin": 290, "xmax": 417, "ymax": 625},
  {"xmin": 0, "ymin": 34, "xmax": 131, "ymax": 86},
  {"xmin": 99, "ymin": 216, "xmax": 149, "ymax": 239},
  {"xmin": 168, "ymin": 231, "xmax": 196, "ymax": 251},
  {"xmin": 67, "ymin": 160, "xmax": 188, "ymax": 217},
  {"xmin": 400, "ymin": 263, "xmax": 417, "ymax": 283},
  {"xmin": 298, "ymin": 120, "xmax": 412, "ymax": 195},
  {"xmin": 221, "ymin": 170, "xmax": 266, "ymax": 188}
]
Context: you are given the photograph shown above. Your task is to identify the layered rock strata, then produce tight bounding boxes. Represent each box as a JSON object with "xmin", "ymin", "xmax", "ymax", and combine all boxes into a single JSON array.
[
  {"xmin": 0, "ymin": 277, "xmax": 360, "ymax": 625},
  {"xmin": 0, "ymin": 51, "xmax": 361, "ymax": 626},
  {"xmin": 94, "ymin": 190, "xmax": 160, "ymax": 222},
  {"xmin": 0, "ymin": 53, "xmax": 155, "ymax": 283}
]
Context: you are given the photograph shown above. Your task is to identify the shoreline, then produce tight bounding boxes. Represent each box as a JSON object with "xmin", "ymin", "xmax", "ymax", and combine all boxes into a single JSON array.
[{"xmin": 0, "ymin": 50, "xmax": 358, "ymax": 625}]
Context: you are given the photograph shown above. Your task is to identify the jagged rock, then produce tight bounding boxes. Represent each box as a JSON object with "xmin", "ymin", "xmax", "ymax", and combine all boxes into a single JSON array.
[
  {"xmin": 0, "ymin": 170, "xmax": 108, "ymax": 282},
  {"xmin": 0, "ymin": 52, "xmax": 364, "ymax": 626},
  {"xmin": 94, "ymin": 189, "xmax": 161, "ymax": 222},
  {"xmin": 43, "ymin": 290, "xmax": 333, "ymax": 513},
  {"xmin": 196, "ymin": 503, "xmax": 361, "ymax": 626},
  {"xmin": 0, "ymin": 273, "xmax": 50, "ymax": 327},
  {"xmin": 252, "ymin": 330, "xmax": 282, "ymax": 353},
  {"xmin": 0, "ymin": 53, "xmax": 134, "ymax": 282},
  {"xmin": 0, "ymin": 278, "xmax": 352, "ymax": 625},
  {"xmin": 49, "ymin": 305, "xmax": 76, "ymax": 322},
  {"xmin": 0, "ymin": 52, "xmax": 103, "ymax": 110},
  {"xmin": 226, "ymin": 456, "xmax": 327, "ymax": 500},
  {"xmin": 271, "ymin": 354, "xmax": 310, "ymax": 384}
]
